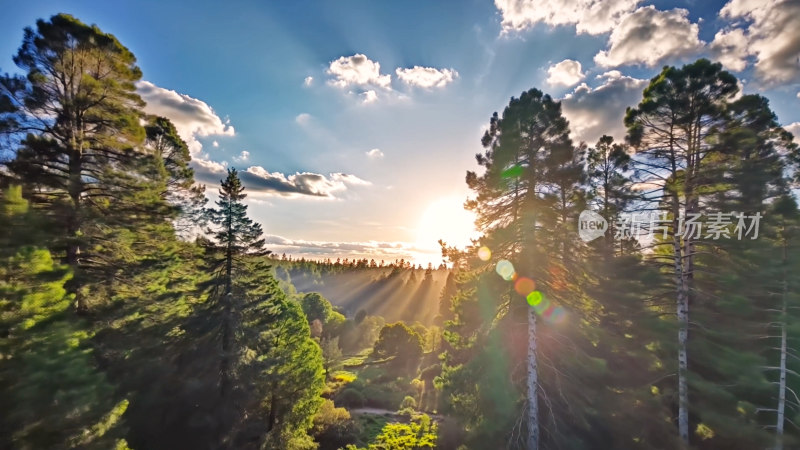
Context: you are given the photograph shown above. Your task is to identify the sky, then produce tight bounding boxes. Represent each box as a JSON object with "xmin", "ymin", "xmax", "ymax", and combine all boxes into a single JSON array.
[{"xmin": 1, "ymin": 0, "xmax": 799, "ymax": 265}]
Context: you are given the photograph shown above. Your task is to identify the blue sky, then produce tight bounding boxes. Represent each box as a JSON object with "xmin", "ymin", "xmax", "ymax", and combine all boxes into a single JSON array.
[{"xmin": 2, "ymin": 0, "xmax": 799, "ymax": 264}]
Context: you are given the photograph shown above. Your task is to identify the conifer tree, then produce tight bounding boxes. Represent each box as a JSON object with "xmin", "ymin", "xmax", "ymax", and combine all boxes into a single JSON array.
[{"xmin": 0, "ymin": 13, "xmax": 149, "ymax": 312}]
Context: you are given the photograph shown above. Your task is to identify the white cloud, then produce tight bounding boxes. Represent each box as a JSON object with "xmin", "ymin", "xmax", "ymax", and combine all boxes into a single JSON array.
[
  {"xmin": 362, "ymin": 90, "xmax": 378, "ymax": 104},
  {"xmin": 546, "ymin": 59, "xmax": 586, "ymax": 86},
  {"xmin": 295, "ymin": 113, "xmax": 312, "ymax": 125},
  {"xmin": 304, "ymin": 76, "xmax": 314, "ymax": 86},
  {"xmin": 262, "ymin": 235, "xmax": 433, "ymax": 260},
  {"xmin": 395, "ymin": 66, "xmax": 459, "ymax": 88},
  {"xmin": 710, "ymin": 28, "xmax": 752, "ymax": 72},
  {"xmin": 594, "ymin": 6, "xmax": 704, "ymax": 68},
  {"xmin": 561, "ymin": 71, "xmax": 648, "ymax": 144},
  {"xmin": 786, "ymin": 122, "xmax": 800, "ymax": 141},
  {"xmin": 239, "ymin": 166, "xmax": 370, "ymax": 198},
  {"xmin": 797, "ymin": 92, "xmax": 800, "ymax": 99},
  {"xmin": 233, "ymin": 150, "xmax": 250, "ymax": 163},
  {"xmin": 719, "ymin": 0, "xmax": 800, "ymax": 86},
  {"xmin": 327, "ymin": 54, "xmax": 391, "ymax": 89},
  {"xmin": 366, "ymin": 148, "xmax": 384, "ymax": 159},
  {"xmin": 494, "ymin": 0, "xmax": 641, "ymax": 35},
  {"xmin": 137, "ymin": 81, "xmax": 234, "ymax": 155},
  {"xmin": 191, "ymin": 157, "xmax": 228, "ymax": 185},
  {"xmin": 212, "ymin": 140, "xmax": 219, "ymax": 148}
]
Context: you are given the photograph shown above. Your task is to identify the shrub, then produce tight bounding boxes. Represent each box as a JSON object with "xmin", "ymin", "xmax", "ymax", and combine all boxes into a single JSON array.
[{"xmin": 336, "ymin": 388, "xmax": 365, "ymax": 408}]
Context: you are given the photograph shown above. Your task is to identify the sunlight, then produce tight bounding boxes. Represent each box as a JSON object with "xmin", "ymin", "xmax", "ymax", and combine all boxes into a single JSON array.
[{"xmin": 415, "ymin": 196, "xmax": 478, "ymax": 252}]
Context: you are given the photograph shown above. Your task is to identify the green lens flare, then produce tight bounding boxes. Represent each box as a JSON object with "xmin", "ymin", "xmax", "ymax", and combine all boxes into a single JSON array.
[
  {"xmin": 526, "ymin": 290, "xmax": 543, "ymax": 306},
  {"xmin": 501, "ymin": 165, "xmax": 523, "ymax": 179}
]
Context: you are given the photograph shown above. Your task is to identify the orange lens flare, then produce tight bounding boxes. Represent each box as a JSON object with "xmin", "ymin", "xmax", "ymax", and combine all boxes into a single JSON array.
[{"xmin": 514, "ymin": 277, "xmax": 536, "ymax": 296}]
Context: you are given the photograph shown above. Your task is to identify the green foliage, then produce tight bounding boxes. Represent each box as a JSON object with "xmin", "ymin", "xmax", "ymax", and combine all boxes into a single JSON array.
[
  {"xmin": 0, "ymin": 247, "xmax": 126, "ymax": 448},
  {"xmin": 301, "ymin": 292, "xmax": 334, "ymax": 323},
  {"xmin": 373, "ymin": 322, "xmax": 424, "ymax": 369},
  {"xmin": 338, "ymin": 388, "xmax": 367, "ymax": 408},
  {"xmin": 355, "ymin": 414, "xmax": 438, "ymax": 449},
  {"xmin": 312, "ymin": 399, "xmax": 358, "ymax": 449}
]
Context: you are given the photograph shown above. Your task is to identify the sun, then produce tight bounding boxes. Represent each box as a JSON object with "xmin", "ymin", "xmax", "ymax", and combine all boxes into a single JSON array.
[{"xmin": 416, "ymin": 196, "xmax": 479, "ymax": 252}]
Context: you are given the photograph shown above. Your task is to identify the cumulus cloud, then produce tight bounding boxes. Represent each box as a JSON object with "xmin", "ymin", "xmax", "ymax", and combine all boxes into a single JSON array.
[
  {"xmin": 137, "ymin": 81, "xmax": 234, "ymax": 155},
  {"xmin": 494, "ymin": 0, "xmax": 641, "ymax": 35},
  {"xmin": 561, "ymin": 71, "xmax": 648, "ymax": 144},
  {"xmin": 212, "ymin": 140, "xmax": 219, "ymax": 148},
  {"xmin": 366, "ymin": 148, "xmax": 384, "ymax": 159},
  {"xmin": 295, "ymin": 113, "xmax": 312, "ymax": 125},
  {"xmin": 304, "ymin": 76, "xmax": 314, "ymax": 86},
  {"xmin": 238, "ymin": 166, "xmax": 370, "ymax": 198},
  {"xmin": 190, "ymin": 159, "xmax": 367, "ymax": 200},
  {"xmin": 718, "ymin": 0, "xmax": 800, "ymax": 86},
  {"xmin": 786, "ymin": 122, "xmax": 800, "ymax": 141},
  {"xmin": 546, "ymin": 59, "xmax": 586, "ymax": 86},
  {"xmin": 191, "ymin": 157, "xmax": 228, "ymax": 185},
  {"xmin": 594, "ymin": 6, "xmax": 704, "ymax": 68},
  {"xmin": 362, "ymin": 90, "xmax": 378, "ymax": 104},
  {"xmin": 233, "ymin": 150, "xmax": 250, "ymax": 163},
  {"xmin": 395, "ymin": 66, "xmax": 459, "ymax": 88},
  {"xmin": 327, "ymin": 54, "xmax": 391, "ymax": 89},
  {"xmin": 710, "ymin": 28, "xmax": 752, "ymax": 72}
]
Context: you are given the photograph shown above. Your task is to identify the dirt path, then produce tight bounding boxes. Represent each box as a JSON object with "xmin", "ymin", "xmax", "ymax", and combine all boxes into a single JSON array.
[{"xmin": 349, "ymin": 407, "xmax": 397, "ymax": 416}]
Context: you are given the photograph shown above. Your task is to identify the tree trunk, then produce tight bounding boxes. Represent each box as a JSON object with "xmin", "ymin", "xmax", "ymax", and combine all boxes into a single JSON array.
[
  {"xmin": 776, "ymin": 304, "xmax": 787, "ymax": 450},
  {"xmin": 776, "ymin": 229, "xmax": 789, "ymax": 450},
  {"xmin": 527, "ymin": 306, "xmax": 539, "ymax": 450},
  {"xmin": 67, "ymin": 145, "xmax": 86, "ymax": 313},
  {"xmin": 672, "ymin": 208, "xmax": 690, "ymax": 445}
]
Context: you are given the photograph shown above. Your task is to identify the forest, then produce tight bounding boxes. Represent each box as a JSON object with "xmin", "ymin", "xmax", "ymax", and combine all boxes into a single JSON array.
[{"xmin": 1, "ymin": 12, "xmax": 800, "ymax": 450}]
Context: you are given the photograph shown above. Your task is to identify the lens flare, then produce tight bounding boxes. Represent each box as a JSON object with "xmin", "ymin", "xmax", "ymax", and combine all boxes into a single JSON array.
[
  {"xmin": 501, "ymin": 165, "xmax": 524, "ymax": 179},
  {"xmin": 478, "ymin": 246, "xmax": 492, "ymax": 261},
  {"xmin": 526, "ymin": 290, "xmax": 543, "ymax": 306},
  {"xmin": 514, "ymin": 277, "xmax": 536, "ymax": 296},
  {"xmin": 546, "ymin": 306, "xmax": 566, "ymax": 324},
  {"xmin": 533, "ymin": 296, "xmax": 551, "ymax": 314},
  {"xmin": 495, "ymin": 259, "xmax": 515, "ymax": 281}
]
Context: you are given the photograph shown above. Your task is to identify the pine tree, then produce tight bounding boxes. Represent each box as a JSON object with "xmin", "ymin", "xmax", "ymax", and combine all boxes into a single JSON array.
[
  {"xmin": 0, "ymin": 14, "xmax": 148, "ymax": 313},
  {"xmin": 0, "ymin": 187, "xmax": 129, "ymax": 448},
  {"xmin": 625, "ymin": 59, "xmax": 739, "ymax": 445}
]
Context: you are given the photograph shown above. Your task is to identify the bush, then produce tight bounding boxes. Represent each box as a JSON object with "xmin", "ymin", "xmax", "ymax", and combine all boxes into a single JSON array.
[
  {"xmin": 400, "ymin": 395, "xmax": 417, "ymax": 410},
  {"xmin": 312, "ymin": 400, "xmax": 358, "ymax": 450},
  {"xmin": 361, "ymin": 385, "xmax": 403, "ymax": 410},
  {"xmin": 336, "ymin": 388, "xmax": 365, "ymax": 408}
]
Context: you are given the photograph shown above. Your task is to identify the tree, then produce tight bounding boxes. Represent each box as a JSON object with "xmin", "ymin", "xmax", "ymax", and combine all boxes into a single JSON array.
[
  {"xmin": 0, "ymin": 14, "xmax": 148, "ymax": 313},
  {"xmin": 321, "ymin": 336, "xmax": 344, "ymax": 378},
  {"xmin": 301, "ymin": 292, "xmax": 333, "ymax": 324},
  {"xmin": 625, "ymin": 59, "xmax": 739, "ymax": 444},
  {"xmin": 143, "ymin": 115, "xmax": 206, "ymax": 236},
  {"xmin": 625, "ymin": 59, "xmax": 799, "ymax": 446},
  {"xmin": 0, "ymin": 188, "xmax": 129, "ymax": 448},
  {"xmin": 466, "ymin": 88, "xmax": 581, "ymax": 449},
  {"xmin": 202, "ymin": 167, "xmax": 270, "ymax": 440},
  {"xmin": 373, "ymin": 322, "xmax": 424, "ymax": 370},
  {"xmin": 206, "ymin": 168, "xmax": 266, "ymax": 296},
  {"xmin": 586, "ymin": 135, "xmax": 633, "ymax": 255}
]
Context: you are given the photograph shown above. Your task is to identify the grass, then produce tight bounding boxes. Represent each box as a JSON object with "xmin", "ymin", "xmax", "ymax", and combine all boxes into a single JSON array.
[{"xmin": 342, "ymin": 348, "xmax": 372, "ymax": 368}]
